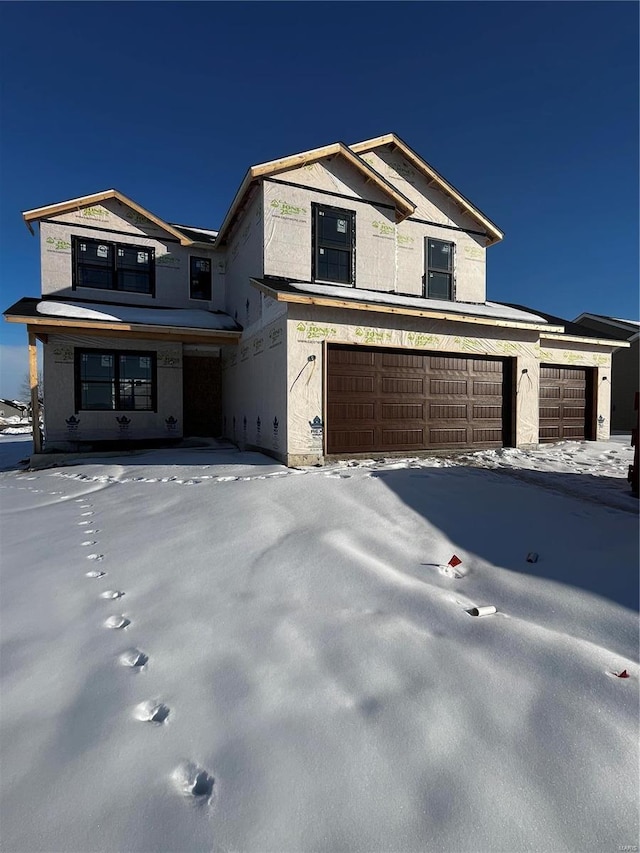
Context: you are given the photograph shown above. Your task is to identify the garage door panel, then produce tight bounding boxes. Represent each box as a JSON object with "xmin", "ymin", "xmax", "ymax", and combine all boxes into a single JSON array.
[
  {"xmin": 563, "ymin": 426, "xmax": 586, "ymax": 438},
  {"xmin": 430, "ymin": 404, "xmax": 467, "ymax": 419},
  {"xmin": 328, "ymin": 429, "xmax": 376, "ymax": 449},
  {"xmin": 381, "ymin": 429, "xmax": 424, "ymax": 447},
  {"xmin": 382, "ymin": 377, "xmax": 424, "ymax": 394},
  {"xmin": 473, "ymin": 381, "xmax": 502, "ymax": 396},
  {"xmin": 327, "ymin": 345, "xmax": 508, "ymax": 454},
  {"xmin": 328, "ymin": 403, "xmax": 375, "ymax": 420},
  {"xmin": 473, "ymin": 428, "xmax": 503, "ymax": 443},
  {"xmin": 473, "ymin": 360, "xmax": 503, "ymax": 374},
  {"xmin": 541, "ymin": 367, "xmax": 560, "ymax": 379},
  {"xmin": 430, "ymin": 356, "xmax": 469, "ymax": 370},
  {"xmin": 564, "ymin": 387, "xmax": 585, "ymax": 399},
  {"xmin": 430, "ymin": 379, "xmax": 468, "ymax": 395},
  {"xmin": 429, "ymin": 428, "xmax": 468, "ymax": 444},
  {"xmin": 329, "ymin": 349, "xmax": 374, "ymax": 366},
  {"xmin": 563, "ymin": 406, "xmax": 585, "ymax": 419},
  {"xmin": 382, "ymin": 404, "xmax": 424, "ymax": 419},
  {"xmin": 381, "ymin": 353, "xmax": 423, "ymax": 368},
  {"xmin": 328, "ymin": 375, "xmax": 375, "ymax": 393},
  {"xmin": 473, "ymin": 405, "xmax": 502, "ymax": 419},
  {"xmin": 540, "ymin": 406, "xmax": 560, "ymax": 419},
  {"xmin": 540, "ymin": 427, "xmax": 560, "ymax": 440}
]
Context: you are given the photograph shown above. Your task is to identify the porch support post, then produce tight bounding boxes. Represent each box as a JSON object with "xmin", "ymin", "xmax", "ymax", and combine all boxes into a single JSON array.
[{"xmin": 28, "ymin": 331, "xmax": 42, "ymax": 454}]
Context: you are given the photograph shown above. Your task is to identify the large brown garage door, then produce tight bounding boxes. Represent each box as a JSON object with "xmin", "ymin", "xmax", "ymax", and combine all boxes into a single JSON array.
[
  {"xmin": 326, "ymin": 345, "xmax": 511, "ymax": 454},
  {"xmin": 539, "ymin": 365, "xmax": 594, "ymax": 442}
]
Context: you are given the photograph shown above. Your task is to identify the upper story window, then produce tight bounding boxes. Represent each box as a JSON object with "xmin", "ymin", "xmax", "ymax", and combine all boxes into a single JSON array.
[
  {"xmin": 425, "ymin": 239, "xmax": 454, "ymax": 300},
  {"xmin": 190, "ymin": 257, "xmax": 212, "ymax": 300},
  {"xmin": 75, "ymin": 349, "xmax": 156, "ymax": 412},
  {"xmin": 312, "ymin": 204, "xmax": 355, "ymax": 285},
  {"xmin": 72, "ymin": 237, "xmax": 155, "ymax": 295}
]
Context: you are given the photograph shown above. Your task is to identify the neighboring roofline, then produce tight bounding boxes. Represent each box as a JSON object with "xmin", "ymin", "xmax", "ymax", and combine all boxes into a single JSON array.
[
  {"xmin": 539, "ymin": 331, "xmax": 630, "ymax": 348},
  {"xmin": 250, "ymin": 278, "xmax": 558, "ymax": 332},
  {"xmin": 573, "ymin": 313, "xmax": 640, "ymax": 335},
  {"xmin": 215, "ymin": 141, "xmax": 416, "ymax": 245},
  {"xmin": 22, "ymin": 190, "xmax": 196, "ymax": 247},
  {"xmin": 349, "ymin": 133, "xmax": 504, "ymax": 246}
]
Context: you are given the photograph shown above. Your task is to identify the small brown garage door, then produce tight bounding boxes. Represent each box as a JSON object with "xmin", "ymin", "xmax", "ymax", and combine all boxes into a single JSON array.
[
  {"xmin": 326, "ymin": 345, "xmax": 510, "ymax": 454},
  {"xmin": 539, "ymin": 365, "xmax": 594, "ymax": 442}
]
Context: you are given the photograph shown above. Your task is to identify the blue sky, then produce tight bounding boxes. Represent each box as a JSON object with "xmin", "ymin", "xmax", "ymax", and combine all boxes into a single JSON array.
[{"xmin": 1, "ymin": 1, "xmax": 638, "ymax": 399}]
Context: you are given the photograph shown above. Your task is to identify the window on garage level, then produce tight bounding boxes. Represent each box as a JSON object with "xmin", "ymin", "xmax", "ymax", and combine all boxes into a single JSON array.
[
  {"xmin": 312, "ymin": 204, "xmax": 355, "ymax": 285},
  {"xmin": 190, "ymin": 257, "xmax": 212, "ymax": 300},
  {"xmin": 426, "ymin": 239, "xmax": 454, "ymax": 300},
  {"xmin": 75, "ymin": 350, "xmax": 157, "ymax": 411},
  {"xmin": 72, "ymin": 237, "xmax": 155, "ymax": 295}
]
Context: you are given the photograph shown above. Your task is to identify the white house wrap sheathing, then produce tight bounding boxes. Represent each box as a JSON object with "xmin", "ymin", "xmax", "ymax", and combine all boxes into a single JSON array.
[
  {"xmin": 39, "ymin": 199, "xmax": 224, "ymax": 311},
  {"xmin": 284, "ymin": 305, "xmax": 613, "ymax": 465},
  {"xmin": 43, "ymin": 333, "xmax": 184, "ymax": 446},
  {"xmin": 262, "ymin": 159, "xmax": 488, "ymax": 303},
  {"xmin": 221, "ymin": 317, "xmax": 288, "ymax": 458}
]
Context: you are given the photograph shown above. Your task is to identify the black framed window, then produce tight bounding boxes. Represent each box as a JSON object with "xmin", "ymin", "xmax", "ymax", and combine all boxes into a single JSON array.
[
  {"xmin": 73, "ymin": 237, "xmax": 155, "ymax": 295},
  {"xmin": 190, "ymin": 256, "xmax": 212, "ymax": 300},
  {"xmin": 312, "ymin": 204, "xmax": 355, "ymax": 285},
  {"xmin": 76, "ymin": 349, "xmax": 157, "ymax": 411},
  {"xmin": 426, "ymin": 239, "xmax": 454, "ymax": 300}
]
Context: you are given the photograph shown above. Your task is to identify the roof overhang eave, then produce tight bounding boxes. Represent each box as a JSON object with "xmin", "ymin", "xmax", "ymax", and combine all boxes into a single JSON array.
[
  {"xmin": 250, "ymin": 279, "xmax": 560, "ymax": 333},
  {"xmin": 540, "ymin": 331, "xmax": 631, "ymax": 348},
  {"xmin": 5, "ymin": 313, "xmax": 242, "ymax": 345}
]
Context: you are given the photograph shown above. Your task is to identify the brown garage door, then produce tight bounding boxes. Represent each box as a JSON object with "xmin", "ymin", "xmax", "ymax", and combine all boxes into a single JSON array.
[
  {"xmin": 539, "ymin": 365, "xmax": 594, "ymax": 442},
  {"xmin": 326, "ymin": 345, "xmax": 510, "ymax": 454}
]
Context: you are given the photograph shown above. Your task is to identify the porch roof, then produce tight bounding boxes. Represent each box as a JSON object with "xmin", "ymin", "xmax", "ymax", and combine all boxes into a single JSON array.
[{"xmin": 4, "ymin": 298, "xmax": 242, "ymax": 345}]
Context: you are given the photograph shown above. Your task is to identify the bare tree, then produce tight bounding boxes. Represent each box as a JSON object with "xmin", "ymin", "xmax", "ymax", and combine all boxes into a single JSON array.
[{"xmin": 19, "ymin": 370, "xmax": 43, "ymax": 402}]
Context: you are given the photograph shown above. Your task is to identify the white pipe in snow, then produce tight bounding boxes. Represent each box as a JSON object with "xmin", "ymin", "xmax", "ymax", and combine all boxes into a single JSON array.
[{"xmin": 467, "ymin": 605, "xmax": 497, "ymax": 617}]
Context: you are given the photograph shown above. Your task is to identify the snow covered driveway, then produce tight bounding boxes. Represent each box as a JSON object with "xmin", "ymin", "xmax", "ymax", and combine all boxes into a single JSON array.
[{"xmin": 0, "ymin": 436, "xmax": 638, "ymax": 852}]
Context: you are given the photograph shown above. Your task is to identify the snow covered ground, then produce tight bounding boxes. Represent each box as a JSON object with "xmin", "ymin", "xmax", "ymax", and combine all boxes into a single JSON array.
[{"xmin": 0, "ymin": 434, "xmax": 638, "ymax": 852}]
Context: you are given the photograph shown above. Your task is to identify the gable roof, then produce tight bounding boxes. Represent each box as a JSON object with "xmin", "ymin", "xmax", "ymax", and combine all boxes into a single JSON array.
[
  {"xmin": 215, "ymin": 141, "xmax": 416, "ymax": 246},
  {"xmin": 22, "ymin": 190, "xmax": 199, "ymax": 247},
  {"xmin": 350, "ymin": 133, "xmax": 504, "ymax": 246}
]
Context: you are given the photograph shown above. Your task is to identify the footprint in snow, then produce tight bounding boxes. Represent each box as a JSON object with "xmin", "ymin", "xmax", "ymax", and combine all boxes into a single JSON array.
[
  {"xmin": 119, "ymin": 649, "xmax": 148, "ymax": 668},
  {"xmin": 86, "ymin": 553, "xmax": 104, "ymax": 561},
  {"xmin": 81, "ymin": 540, "xmax": 97, "ymax": 547},
  {"xmin": 135, "ymin": 700, "xmax": 170, "ymax": 723},
  {"xmin": 172, "ymin": 761, "xmax": 214, "ymax": 799},
  {"xmin": 101, "ymin": 590, "xmax": 124, "ymax": 600},
  {"xmin": 80, "ymin": 511, "xmax": 94, "ymax": 517},
  {"xmin": 86, "ymin": 570, "xmax": 106, "ymax": 579},
  {"xmin": 104, "ymin": 615, "xmax": 130, "ymax": 630}
]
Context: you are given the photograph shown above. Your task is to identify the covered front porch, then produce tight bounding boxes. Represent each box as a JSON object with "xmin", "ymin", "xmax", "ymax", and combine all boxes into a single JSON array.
[{"xmin": 4, "ymin": 298, "xmax": 241, "ymax": 454}]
